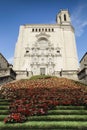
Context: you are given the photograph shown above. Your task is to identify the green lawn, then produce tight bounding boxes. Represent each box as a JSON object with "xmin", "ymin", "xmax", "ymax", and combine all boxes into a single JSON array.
[{"xmin": 1, "ymin": 121, "xmax": 87, "ymax": 130}]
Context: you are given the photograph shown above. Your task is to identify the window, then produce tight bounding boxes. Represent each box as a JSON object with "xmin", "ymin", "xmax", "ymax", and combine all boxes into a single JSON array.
[
  {"xmin": 26, "ymin": 50, "xmax": 29, "ymax": 53},
  {"xmin": 52, "ymin": 28, "xmax": 54, "ymax": 32},
  {"xmin": 49, "ymin": 28, "xmax": 50, "ymax": 32},
  {"xmin": 64, "ymin": 14, "xmax": 66, "ymax": 21},
  {"xmin": 45, "ymin": 28, "xmax": 47, "ymax": 32},
  {"xmin": 32, "ymin": 28, "xmax": 54, "ymax": 32},
  {"xmin": 59, "ymin": 16, "xmax": 61, "ymax": 23},
  {"xmin": 57, "ymin": 50, "xmax": 60, "ymax": 53},
  {"xmin": 36, "ymin": 28, "xmax": 37, "ymax": 32},
  {"xmin": 32, "ymin": 28, "xmax": 34, "ymax": 32}
]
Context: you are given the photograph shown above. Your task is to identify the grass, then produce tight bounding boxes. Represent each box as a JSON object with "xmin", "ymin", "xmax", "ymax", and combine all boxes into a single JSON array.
[
  {"xmin": 0, "ymin": 79, "xmax": 87, "ymax": 130},
  {"xmin": 0, "ymin": 109, "xmax": 9, "ymax": 115},
  {"xmin": 48, "ymin": 109, "xmax": 87, "ymax": 115},
  {"xmin": 28, "ymin": 115, "xmax": 87, "ymax": 121},
  {"xmin": 0, "ymin": 99, "xmax": 10, "ymax": 102},
  {"xmin": 55, "ymin": 106, "xmax": 85, "ymax": 110},
  {"xmin": 0, "ymin": 115, "xmax": 6, "ymax": 121},
  {"xmin": 0, "ymin": 106, "xmax": 9, "ymax": 110},
  {"xmin": 0, "ymin": 102, "xmax": 10, "ymax": 105},
  {"xmin": 1, "ymin": 121, "xmax": 87, "ymax": 129},
  {"xmin": 29, "ymin": 75, "xmax": 57, "ymax": 80}
]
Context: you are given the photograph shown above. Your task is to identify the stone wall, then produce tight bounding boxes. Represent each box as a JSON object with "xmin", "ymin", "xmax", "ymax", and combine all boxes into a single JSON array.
[
  {"xmin": 78, "ymin": 68, "xmax": 87, "ymax": 85},
  {"xmin": 0, "ymin": 53, "xmax": 8, "ymax": 69},
  {"xmin": 0, "ymin": 68, "xmax": 16, "ymax": 86}
]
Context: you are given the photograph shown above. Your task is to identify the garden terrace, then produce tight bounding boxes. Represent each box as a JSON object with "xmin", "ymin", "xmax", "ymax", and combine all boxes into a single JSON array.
[{"xmin": 0, "ymin": 77, "xmax": 87, "ymax": 129}]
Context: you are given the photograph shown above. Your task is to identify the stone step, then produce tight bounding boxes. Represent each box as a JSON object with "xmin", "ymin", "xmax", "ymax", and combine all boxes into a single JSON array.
[
  {"xmin": 1, "ymin": 121, "xmax": 87, "ymax": 129},
  {"xmin": 0, "ymin": 99, "xmax": 11, "ymax": 102},
  {"xmin": 1, "ymin": 114, "xmax": 87, "ymax": 122},
  {"xmin": 0, "ymin": 110, "xmax": 9, "ymax": 115},
  {"xmin": 48, "ymin": 109, "xmax": 87, "ymax": 115},
  {"xmin": 55, "ymin": 105, "xmax": 86, "ymax": 110},
  {"xmin": 0, "ymin": 105, "xmax": 9, "ymax": 110},
  {"xmin": 28, "ymin": 115, "xmax": 87, "ymax": 121},
  {"xmin": 0, "ymin": 101, "xmax": 10, "ymax": 105}
]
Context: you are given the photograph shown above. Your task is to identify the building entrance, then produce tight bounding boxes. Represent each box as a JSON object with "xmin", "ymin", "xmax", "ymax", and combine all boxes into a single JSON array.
[{"xmin": 40, "ymin": 68, "xmax": 45, "ymax": 75}]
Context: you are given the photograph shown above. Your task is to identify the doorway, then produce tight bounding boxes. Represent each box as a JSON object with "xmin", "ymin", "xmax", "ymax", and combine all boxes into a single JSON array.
[{"xmin": 40, "ymin": 68, "xmax": 45, "ymax": 75}]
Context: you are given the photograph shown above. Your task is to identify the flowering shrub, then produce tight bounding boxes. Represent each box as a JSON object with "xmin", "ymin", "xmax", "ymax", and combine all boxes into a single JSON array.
[
  {"xmin": 1, "ymin": 77, "xmax": 87, "ymax": 123},
  {"xmin": 4, "ymin": 113, "xmax": 26, "ymax": 123}
]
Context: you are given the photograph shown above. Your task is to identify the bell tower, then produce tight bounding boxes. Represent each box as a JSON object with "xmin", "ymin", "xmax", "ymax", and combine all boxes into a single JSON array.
[{"xmin": 56, "ymin": 9, "xmax": 71, "ymax": 25}]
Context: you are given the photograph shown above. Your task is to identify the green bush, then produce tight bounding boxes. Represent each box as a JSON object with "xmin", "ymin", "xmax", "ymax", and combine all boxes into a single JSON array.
[{"xmin": 29, "ymin": 75, "xmax": 54, "ymax": 80}]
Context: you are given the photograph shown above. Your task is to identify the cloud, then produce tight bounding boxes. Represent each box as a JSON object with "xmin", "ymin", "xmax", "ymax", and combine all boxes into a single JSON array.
[
  {"xmin": 71, "ymin": 3, "xmax": 87, "ymax": 37},
  {"xmin": 7, "ymin": 56, "xmax": 14, "ymax": 64}
]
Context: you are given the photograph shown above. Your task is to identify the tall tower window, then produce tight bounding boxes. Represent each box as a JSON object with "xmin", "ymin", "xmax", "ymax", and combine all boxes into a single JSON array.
[
  {"xmin": 64, "ymin": 14, "xmax": 66, "ymax": 21},
  {"xmin": 59, "ymin": 16, "xmax": 61, "ymax": 23}
]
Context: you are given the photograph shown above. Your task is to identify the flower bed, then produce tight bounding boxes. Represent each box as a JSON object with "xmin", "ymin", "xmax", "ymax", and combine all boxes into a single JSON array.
[{"xmin": 1, "ymin": 77, "xmax": 87, "ymax": 123}]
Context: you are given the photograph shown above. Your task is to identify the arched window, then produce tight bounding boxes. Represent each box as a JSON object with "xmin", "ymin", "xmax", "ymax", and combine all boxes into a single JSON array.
[
  {"xmin": 45, "ymin": 28, "xmax": 47, "ymax": 32},
  {"xmin": 52, "ymin": 28, "xmax": 54, "ymax": 32},
  {"xmin": 39, "ymin": 28, "xmax": 41, "ymax": 32},
  {"xmin": 49, "ymin": 28, "xmax": 50, "ymax": 32},
  {"xmin": 57, "ymin": 50, "xmax": 60, "ymax": 53},
  {"xmin": 26, "ymin": 50, "xmax": 29, "ymax": 53},
  {"xmin": 36, "ymin": 28, "xmax": 37, "ymax": 32},
  {"xmin": 64, "ymin": 14, "xmax": 66, "ymax": 21},
  {"xmin": 32, "ymin": 28, "xmax": 34, "ymax": 32}
]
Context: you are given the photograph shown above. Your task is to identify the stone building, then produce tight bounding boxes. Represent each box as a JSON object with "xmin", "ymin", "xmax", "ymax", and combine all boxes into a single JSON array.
[
  {"xmin": 78, "ymin": 52, "xmax": 87, "ymax": 84},
  {"xmin": 13, "ymin": 9, "xmax": 79, "ymax": 80},
  {"xmin": 0, "ymin": 53, "xmax": 16, "ymax": 85}
]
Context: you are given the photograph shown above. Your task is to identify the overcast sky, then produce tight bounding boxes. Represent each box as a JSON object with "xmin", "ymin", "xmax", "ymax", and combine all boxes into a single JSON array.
[{"xmin": 0, "ymin": 0, "xmax": 87, "ymax": 64}]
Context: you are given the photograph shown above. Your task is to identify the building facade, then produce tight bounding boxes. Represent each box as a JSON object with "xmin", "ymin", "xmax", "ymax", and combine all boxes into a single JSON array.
[
  {"xmin": 0, "ymin": 53, "xmax": 16, "ymax": 85},
  {"xmin": 78, "ymin": 52, "xmax": 87, "ymax": 84},
  {"xmin": 13, "ymin": 10, "xmax": 79, "ymax": 79}
]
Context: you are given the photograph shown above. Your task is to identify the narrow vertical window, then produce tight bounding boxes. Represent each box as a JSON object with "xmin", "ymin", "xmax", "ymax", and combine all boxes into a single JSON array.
[
  {"xmin": 32, "ymin": 28, "xmax": 34, "ymax": 32},
  {"xmin": 36, "ymin": 28, "xmax": 37, "ymax": 32},
  {"xmin": 59, "ymin": 16, "xmax": 61, "ymax": 23},
  {"xmin": 64, "ymin": 14, "xmax": 66, "ymax": 21},
  {"xmin": 52, "ymin": 28, "xmax": 54, "ymax": 32},
  {"xmin": 45, "ymin": 28, "xmax": 47, "ymax": 32},
  {"xmin": 39, "ymin": 28, "xmax": 41, "ymax": 32}
]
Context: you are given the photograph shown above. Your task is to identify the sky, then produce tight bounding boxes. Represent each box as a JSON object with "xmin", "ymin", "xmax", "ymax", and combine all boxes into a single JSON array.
[{"xmin": 0, "ymin": 0, "xmax": 87, "ymax": 65}]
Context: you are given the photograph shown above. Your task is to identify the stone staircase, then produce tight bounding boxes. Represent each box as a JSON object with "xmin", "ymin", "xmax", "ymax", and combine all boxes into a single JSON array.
[{"xmin": 0, "ymin": 98, "xmax": 87, "ymax": 130}]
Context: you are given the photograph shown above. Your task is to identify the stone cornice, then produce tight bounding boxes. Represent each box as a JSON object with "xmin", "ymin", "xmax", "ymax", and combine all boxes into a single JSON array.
[
  {"xmin": 23, "ymin": 24, "xmax": 74, "ymax": 32},
  {"xmin": 24, "ymin": 23, "xmax": 73, "ymax": 28}
]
